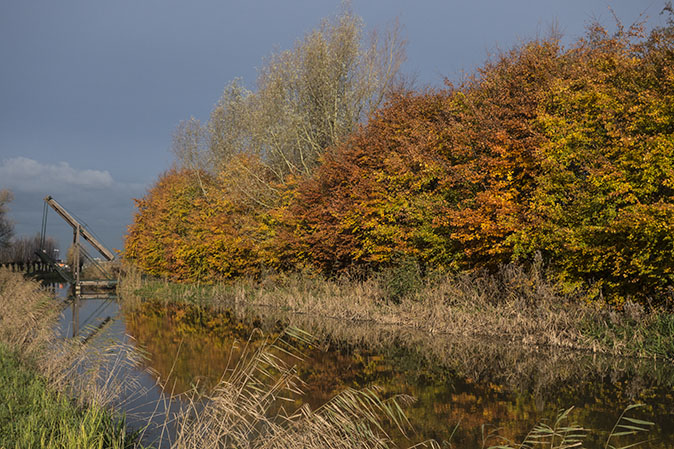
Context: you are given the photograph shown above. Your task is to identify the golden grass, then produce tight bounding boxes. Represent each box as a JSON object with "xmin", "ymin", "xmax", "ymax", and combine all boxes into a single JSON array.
[
  {"xmin": 0, "ymin": 268, "xmax": 147, "ymax": 448},
  {"xmin": 237, "ymin": 266, "xmax": 587, "ymax": 350},
  {"xmin": 0, "ymin": 268, "xmax": 145, "ymax": 410},
  {"xmin": 162, "ymin": 328, "xmax": 425, "ymax": 449},
  {"xmin": 120, "ymin": 262, "xmax": 596, "ymax": 352},
  {"xmin": 0, "ymin": 267, "xmax": 59, "ymax": 355}
]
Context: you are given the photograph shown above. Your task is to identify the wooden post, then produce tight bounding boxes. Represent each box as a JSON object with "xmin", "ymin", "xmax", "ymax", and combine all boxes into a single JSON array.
[
  {"xmin": 72, "ymin": 225, "xmax": 81, "ymax": 337},
  {"xmin": 72, "ymin": 298, "xmax": 79, "ymax": 337}
]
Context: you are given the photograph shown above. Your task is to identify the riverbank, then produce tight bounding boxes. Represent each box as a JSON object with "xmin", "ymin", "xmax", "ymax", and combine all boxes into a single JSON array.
[
  {"xmin": 0, "ymin": 268, "xmax": 143, "ymax": 449},
  {"xmin": 1, "ymin": 266, "xmax": 667, "ymax": 448},
  {"xmin": 0, "ymin": 269, "xmax": 425, "ymax": 449},
  {"xmin": 0, "ymin": 343, "xmax": 136, "ymax": 448},
  {"xmin": 119, "ymin": 261, "xmax": 674, "ymax": 362}
]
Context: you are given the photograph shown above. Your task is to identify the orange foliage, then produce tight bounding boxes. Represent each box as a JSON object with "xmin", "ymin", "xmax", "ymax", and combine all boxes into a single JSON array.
[
  {"xmin": 280, "ymin": 91, "xmax": 462, "ymax": 274},
  {"xmin": 125, "ymin": 166, "xmax": 270, "ymax": 282},
  {"xmin": 126, "ymin": 19, "xmax": 674, "ymax": 304}
]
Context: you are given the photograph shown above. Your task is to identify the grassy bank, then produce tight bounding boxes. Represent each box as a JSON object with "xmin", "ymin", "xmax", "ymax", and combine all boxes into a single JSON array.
[
  {"xmin": 0, "ymin": 343, "xmax": 136, "ymax": 449},
  {"xmin": 119, "ymin": 261, "xmax": 674, "ymax": 362},
  {"xmin": 0, "ymin": 268, "xmax": 143, "ymax": 449}
]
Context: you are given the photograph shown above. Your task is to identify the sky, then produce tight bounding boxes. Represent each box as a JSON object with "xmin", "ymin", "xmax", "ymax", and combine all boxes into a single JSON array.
[{"xmin": 0, "ymin": 0, "xmax": 668, "ymax": 256}]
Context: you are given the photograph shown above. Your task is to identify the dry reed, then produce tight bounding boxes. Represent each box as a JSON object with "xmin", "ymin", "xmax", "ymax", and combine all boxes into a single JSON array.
[
  {"xmin": 155, "ymin": 327, "xmax": 433, "ymax": 449},
  {"xmin": 0, "ymin": 268, "xmax": 146, "ymax": 410},
  {"xmin": 122, "ymin": 261, "xmax": 597, "ymax": 352}
]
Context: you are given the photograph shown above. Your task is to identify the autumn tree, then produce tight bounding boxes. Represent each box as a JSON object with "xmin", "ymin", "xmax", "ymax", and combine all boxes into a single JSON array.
[
  {"xmin": 280, "ymin": 35, "xmax": 569, "ymax": 274},
  {"xmin": 279, "ymin": 91, "xmax": 461, "ymax": 274},
  {"xmin": 172, "ymin": 7, "xmax": 405, "ymax": 201},
  {"xmin": 125, "ymin": 170, "xmax": 212, "ymax": 280},
  {"xmin": 128, "ymin": 12, "xmax": 674, "ymax": 305},
  {"xmin": 138, "ymin": 6, "xmax": 407, "ymax": 279},
  {"xmin": 125, "ymin": 169, "xmax": 272, "ymax": 281},
  {"xmin": 514, "ymin": 21, "xmax": 674, "ymax": 303},
  {"xmin": 438, "ymin": 39, "xmax": 564, "ymax": 268},
  {"xmin": 282, "ymin": 20, "xmax": 674, "ymax": 304}
]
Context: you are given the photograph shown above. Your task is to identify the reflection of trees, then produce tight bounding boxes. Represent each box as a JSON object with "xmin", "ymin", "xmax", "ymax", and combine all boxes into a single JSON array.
[
  {"xmin": 258, "ymin": 307, "xmax": 674, "ymax": 392},
  {"xmin": 250, "ymin": 306, "xmax": 674, "ymax": 447},
  {"xmin": 124, "ymin": 301, "xmax": 674, "ymax": 448},
  {"xmin": 124, "ymin": 302, "xmax": 261, "ymax": 393}
]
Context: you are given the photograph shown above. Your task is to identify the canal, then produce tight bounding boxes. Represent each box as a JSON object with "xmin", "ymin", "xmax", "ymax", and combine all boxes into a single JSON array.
[{"xmin": 59, "ymin": 291, "xmax": 674, "ymax": 448}]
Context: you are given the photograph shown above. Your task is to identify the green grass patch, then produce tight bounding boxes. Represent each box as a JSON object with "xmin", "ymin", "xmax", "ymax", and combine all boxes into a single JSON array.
[
  {"xmin": 133, "ymin": 279, "xmax": 218, "ymax": 305},
  {"xmin": 0, "ymin": 343, "xmax": 142, "ymax": 449},
  {"xmin": 581, "ymin": 311, "xmax": 674, "ymax": 361}
]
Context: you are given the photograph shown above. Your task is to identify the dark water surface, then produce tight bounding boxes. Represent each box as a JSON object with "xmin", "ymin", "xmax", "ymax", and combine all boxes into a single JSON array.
[
  {"xmin": 122, "ymin": 300, "xmax": 674, "ymax": 448},
  {"xmin": 60, "ymin": 294, "xmax": 674, "ymax": 448}
]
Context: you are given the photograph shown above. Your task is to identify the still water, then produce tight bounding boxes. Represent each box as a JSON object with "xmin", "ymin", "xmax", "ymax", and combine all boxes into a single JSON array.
[
  {"xmin": 54, "ymin": 292, "xmax": 180, "ymax": 445},
  {"xmin": 61, "ymin": 295, "xmax": 674, "ymax": 448}
]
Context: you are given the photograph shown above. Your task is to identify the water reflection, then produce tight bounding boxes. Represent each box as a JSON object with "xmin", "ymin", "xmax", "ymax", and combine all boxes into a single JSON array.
[
  {"xmin": 124, "ymin": 301, "xmax": 674, "ymax": 448},
  {"xmin": 41, "ymin": 280, "xmax": 70, "ymax": 299},
  {"xmin": 56, "ymin": 296, "xmax": 117, "ymax": 338},
  {"xmin": 56, "ymin": 294, "xmax": 180, "ymax": 448}
]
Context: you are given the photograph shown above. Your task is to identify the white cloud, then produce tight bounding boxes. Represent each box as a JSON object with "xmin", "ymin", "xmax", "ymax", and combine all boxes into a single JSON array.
[{"xmin": 0, "ymin": 157, "xmax": 114, "ymax": 192}]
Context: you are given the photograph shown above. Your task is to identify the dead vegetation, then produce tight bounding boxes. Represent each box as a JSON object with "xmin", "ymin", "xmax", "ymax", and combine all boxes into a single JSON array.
[
  {"xmin": 0, "ymin": 268, "xmax": 144, "ymax": 409},
  {"xmin": 120, "ymin": 257, "xmax": 674, "ymax": 361}
]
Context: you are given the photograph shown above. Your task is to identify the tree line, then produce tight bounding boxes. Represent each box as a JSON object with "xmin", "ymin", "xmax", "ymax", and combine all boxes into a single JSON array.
[
  {"xmin": 125, "ymin": 8, "xmax": 674, "ymax": 306},
  {"xmin": 0, "ymin": 190, "xmax": 59, "ymax": 264}
]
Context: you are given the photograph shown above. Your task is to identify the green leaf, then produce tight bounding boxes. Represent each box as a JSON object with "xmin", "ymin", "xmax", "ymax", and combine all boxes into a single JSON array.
[{"xmin": 622, "ymin": 417, "xmax": 655, "ymax": 426}]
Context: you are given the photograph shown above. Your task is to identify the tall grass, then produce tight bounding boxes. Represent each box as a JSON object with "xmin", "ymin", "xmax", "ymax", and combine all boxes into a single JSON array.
[
  {"xmin": 482, "ymin": 405, "xmax": 654, "ymax": 449},
  {"xmin": 0, "ymin": 268, "xmax": 145, "ymax": 448},
  {"xmin": 120, "ymin": 260, "xmax": 674, "ymax": 360},
  {"xmin": 0, "ymin": 343, "xmax": 138, "ymax": 449},
  {"xmin": 165, "ymin": 327, "xmax": 421, "ymax": 449}
]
